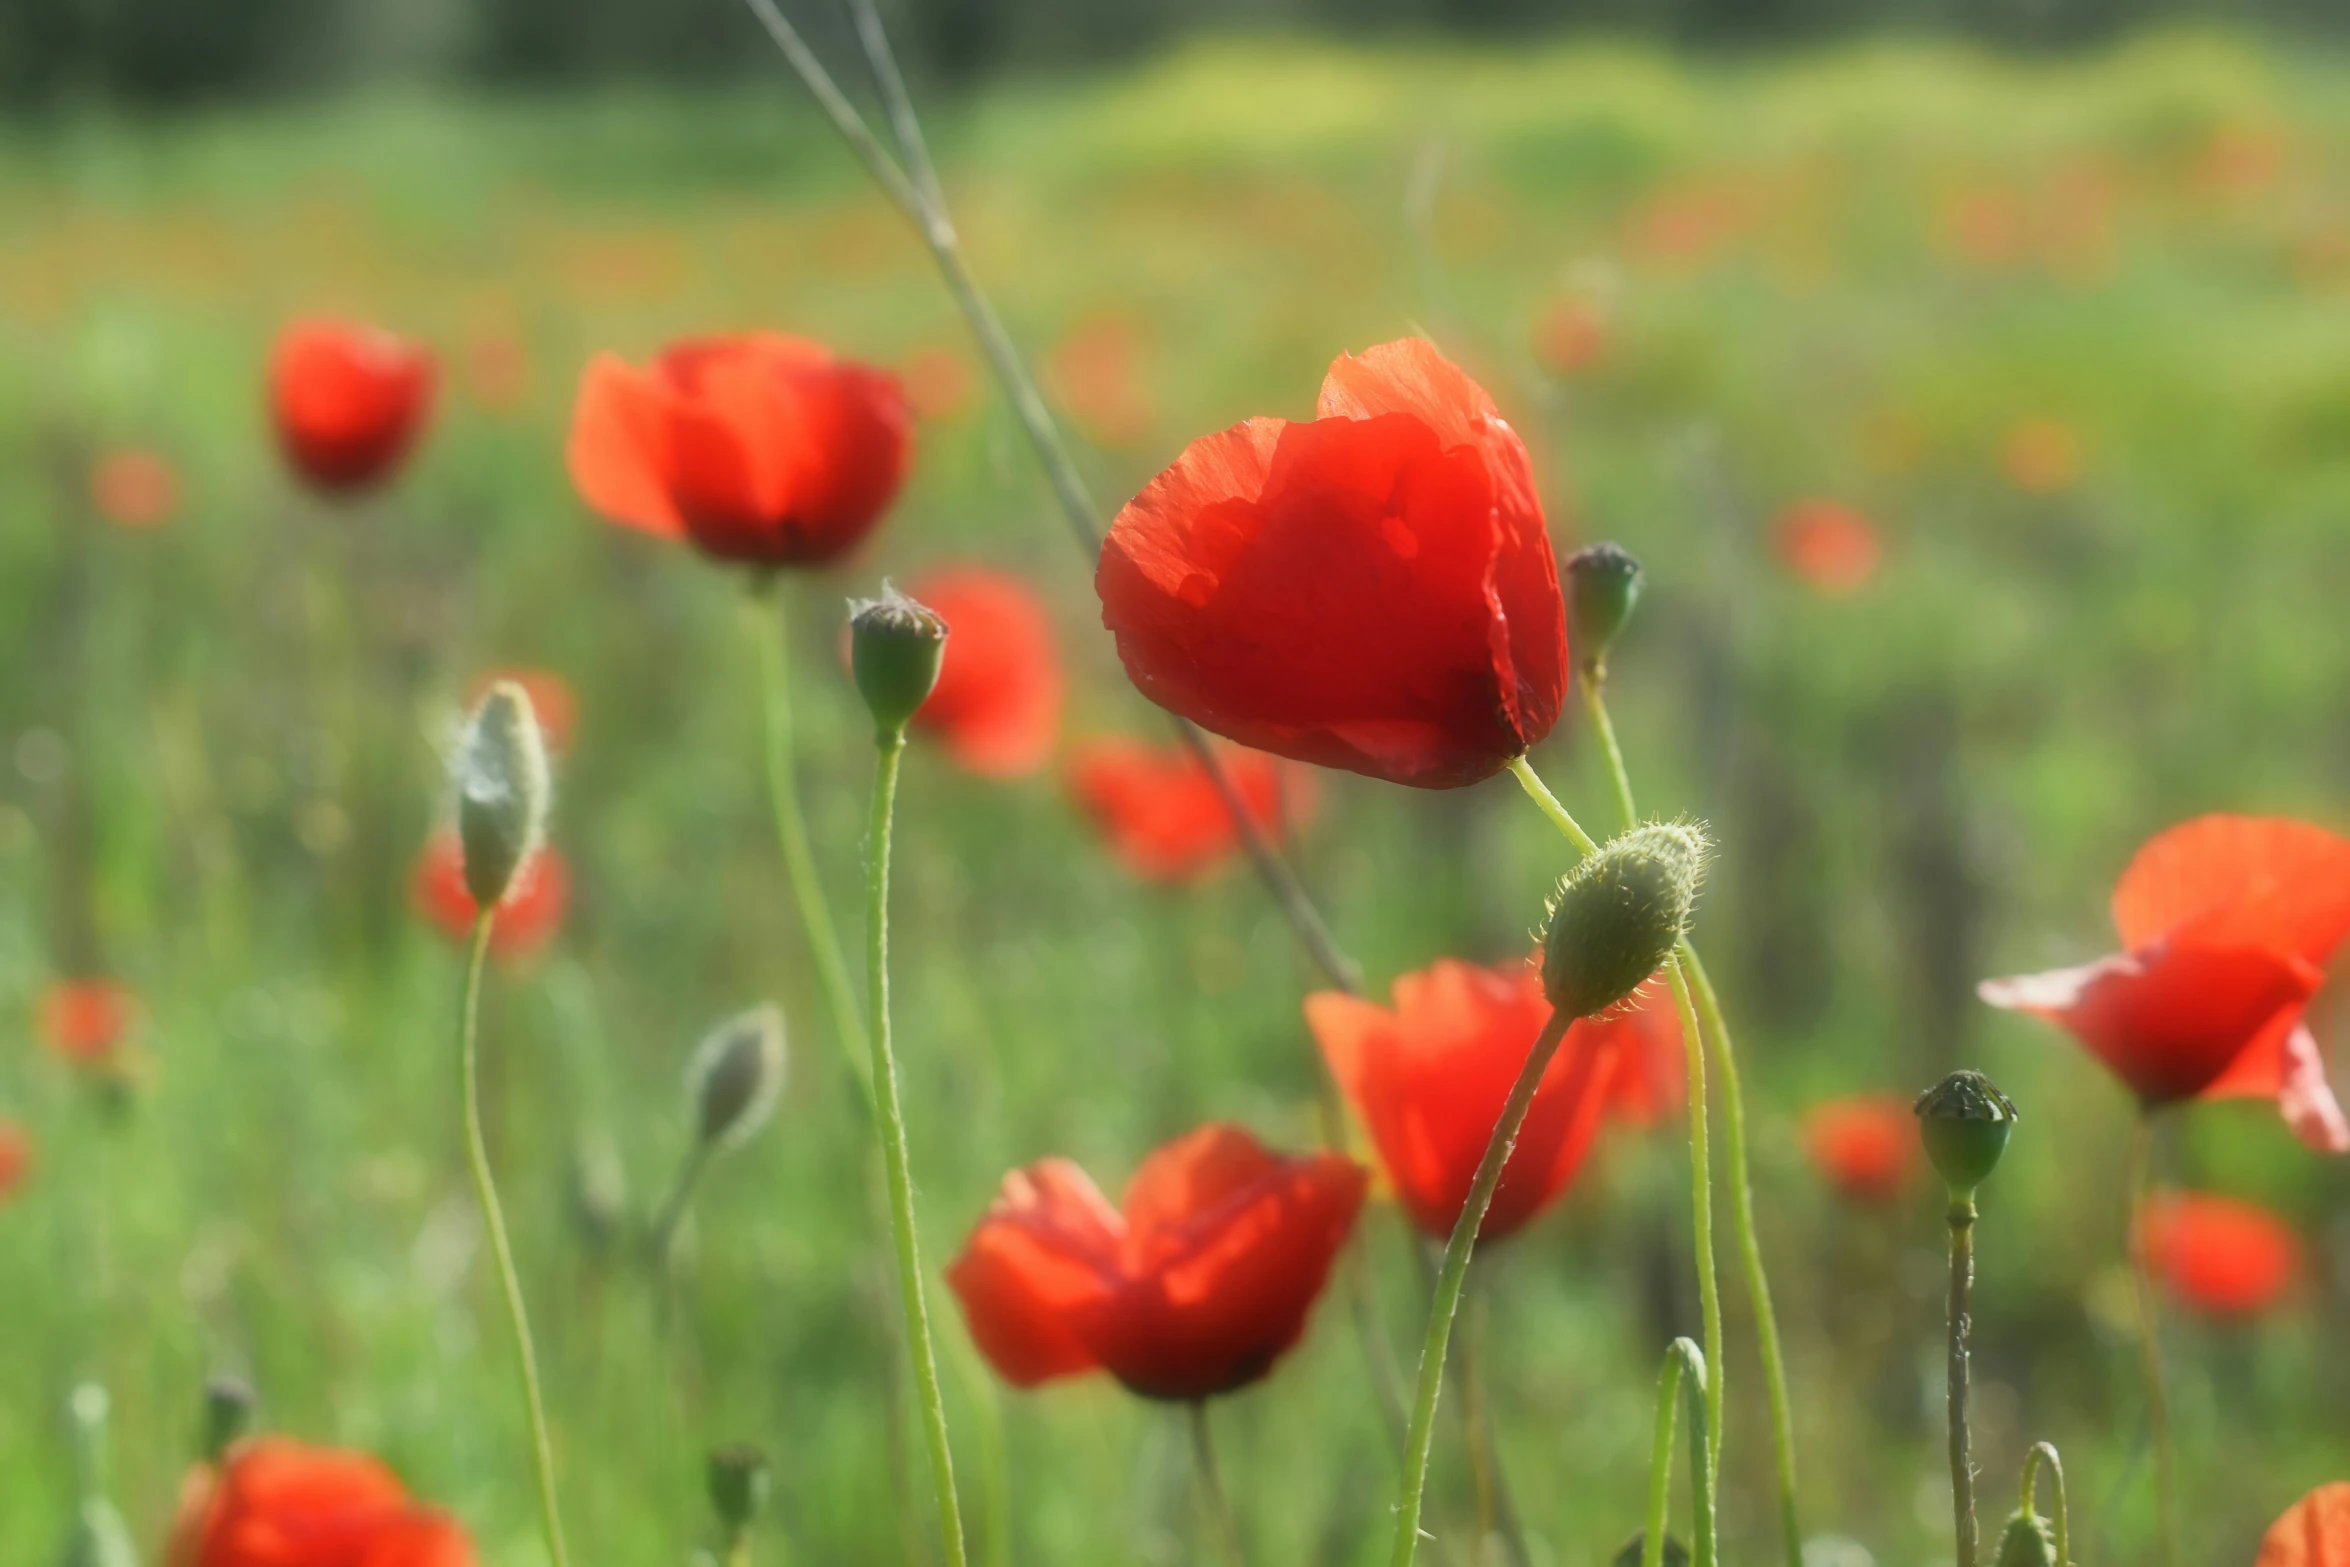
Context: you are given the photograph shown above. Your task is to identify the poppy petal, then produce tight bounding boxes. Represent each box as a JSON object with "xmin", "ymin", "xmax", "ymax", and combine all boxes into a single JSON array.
[
  {"xmin": 2112, "ymin": 814, "xmax": 2350, "ymax": 962},
  {"xmin": 2258, "ymin": 1482, "xmax": 2350, "ymax": 1567},
  {"xmin": 566, "ymin": 353, "xmax": 684, "ymax": 538},
  {"xmin": 945, "ymin": 1160, "xmax": 1122, "ymax": 1388}
]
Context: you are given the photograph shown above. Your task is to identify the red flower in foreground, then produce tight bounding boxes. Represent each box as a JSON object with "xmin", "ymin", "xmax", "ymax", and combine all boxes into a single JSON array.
[
  {"xmin": 1980, "ymin": 814, "xmax": 2350, "ymax": 1151},
  {"xmin": 2137, "ymin": 1191, "xmax": 2303, "ymax": 1318},
  {"xmin": 1802, "ymin": 1095, "xmax": 1919, "ymax": 1205},
  {"xmin": 91, "ymin": 449, "xmax": 179, "ymax": 528},
  {"xmin": 411, "ymin": 833, "xmax": 569, "ymax": 963},
  {"xmin": 1773, "ymin": 499, "xmax": 1881, "ymax": 595},
  {"xmin": 1592, "ymin": 988, "xmax": 1687, "ymax": 1130},
  {"xmin": 0, "ymin": 1121, "xmax": 30, "ymax": 1200},
  {"xmin": 1065, "ymin": 738, "xmax": 1309, "ymax": 883},
  {"xmin": 901, "ymin": 568, "xmax": 1063, "ymax": 778},
  {"xmin": 166, "ymin": 1437, "xmax": 474, "ymax": 1567},
  {"xmin": 568, "ymin": 332, "xmax": 910, "ymax": 567},
  {"xmin": 466, "ymin": 668, "xmax": 577, "ymax": 754},
  {"xmin": 947, "ymin": 1123, "xmax": 1366, "ymax": 1400},
  {"xmin": 1098, "ymin": 337, "xmax": 1566, "ymax": 789},
  {"xmin": 269, "ymin": 318, "xmax": 435, "ymax": 495},
  {"xmin": 2261, "ymin": 1484, "xmax": 2350, "ymax": 1567},
  {"xmin": 39, "ymin": 979, "xmax": 136, "ymax": 1068},
  {"xmin": 1307, "ymin": 960, "xmax": 1636, "ymax": 1240}
]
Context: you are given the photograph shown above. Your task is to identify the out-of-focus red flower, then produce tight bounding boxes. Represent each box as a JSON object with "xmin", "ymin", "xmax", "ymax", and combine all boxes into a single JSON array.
[
  {"xmin": 1773, "ymin": 499, "xmax": 1881, "ymax": 595},
  {"xmin": 1980, "ymin": 815, "xmax": 2350, "ymax": 1151},
  {"xmin": 466, "ymin": 669, "xmax": 577, "ymax": 754},
  {"xmin": 2137, "ymin": 1191, "xmax": 2303, "ymax": 1319},
  {"xmin": 568, "ymin": 333, "xmax": 909, "ymax": 568},
  {"xmin": 269, "ymin": 317, "xmax": 435, "ymax": 495},
  {"xmin": 165, "ymin": 1437, "xmax": 475, "ymax": 1567},
  {"xmin": 1802, "ymin": 1095, "xmax": 1919, "ymax": 1205},
  {"xmin": 946, "ymin": 1123, "xmax": 1366, "ymax": 1400},
  {"xmin": 1591, "ymin": 986, "xmax": 1687, "ymax": 1130},
  {"xmin": 1099, "ymin": 337, "xmax": 1566, "ymax": 790},
  {"xmin": 1047, "ymin": 313, "xmax": 1153, "ymax": 448},
  {"xmin": 900, "ymin": 568, "xmax": 1063, "ymax": 778},
  {"xmin": 2259, "ymin": 1483, "xmax": 2350, "ymax": 1567},
  {"xmin": 1532, "ymin": 297, "xmax": 1607, "ymax": 375},
  {"xmin": 462, "ymin": 328, "xmax": 532, "ymax": 413},
  {"xmin": 0, "ymin": 1121, "xmax": 31, "ymax": 1200},
  {"xmin": 2001, "ymin": 418, "xmax": 2083, "ymax": 494},
  {"xmin": 1307, "ymin": 960, "xmax": 1631, "ymax": 1240},
  {"xmin": 90, "ymin": 449, "xmax": 178, "ymax": 528},
  {"xmin": 901, "ymin": 344, "xmax": 974, "ymax": 422},
  {"xmin": 1938, "ymin": 186, "xmax": 2027, "ymax": 269},
  {"xmin": 411, "ymin": 833, "xmax": 569, "ymax": 963},
  {"xmin": 39, "ymin": 979, "xmax": 136, "ymax": 1068},
  {"xmin": 2198, "ymin": 123, "xmax": 2289, "ymax": 198},
  {"xmin": 1065, "ymin": 738, "xmax": 1308, "ymax": 883}
]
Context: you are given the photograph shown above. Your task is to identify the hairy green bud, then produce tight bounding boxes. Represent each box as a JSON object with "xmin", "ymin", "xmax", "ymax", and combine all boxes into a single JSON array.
[
  {"xmin": 1541, "ymin": 822, "xmax": 1708, "ymax": 1019},
  {"xmin": 454, "ymin": 680, "xmax": 551, "ymax": 909},
  {"xmin": 708, "ymin": 1443, "xmax": 772, "ymax": 1537},
  {"xmin": 1567, "ymin": 542, "xmax": 1645, "ymax": 674},
  {"xmin": 1914, "ymin": 1069, "xmax": 2019, "ymax": 1198},
  {"xmin": 685, "ymin": 1005, "xmax": 787, "ymax": 1152},
  {"xmin": 849, "ymin": 584, "xmax": 948, "ymax": 738},
  {"xmin": 1993, "ymin": 1508, "xmax": 2060, "ymax": 1567}
]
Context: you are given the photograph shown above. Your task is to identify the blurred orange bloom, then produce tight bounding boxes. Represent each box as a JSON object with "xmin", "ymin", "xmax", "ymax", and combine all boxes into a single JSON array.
[
  {"xmin": 1065, "ymin": 738, "xmax": 1309, "ymax": 884},
  {"xmin": 90, "ymin": 448, "xmax": 178, "ymax": 528},
  {"xmin": 1046, "ymin": 313, "xmax": 1153, "ymax": 448},
  {"xmin": 2198, "ymin": 123, "xmax": 2288, "ymax": 198},
  {"xmin": 901, "ymin": 568, "xmax": 1063, "ymax": 779},
  {"xmin": 2259, "ymin": 1483, "xmax": 2350, "ymax": 1567},
  {"xmin": 462, "ymin": 327, "xmax": 533, "ymax": 412},
  {"xmin": 0, "ymin": 1121, "xmax": 31, "ymax": 1200},
  {"xmin": 411, "ymin": 833, "xmax": 569, "ymax": 963},
  {"xmin": 167, "ymin": 1437, "xmax": 475, "ymax": 1567},
  {"xmin": 1802, "ymin": 1095, "xmax": 1918, "ymax": 1205},
  {"xmin": 1773, "ymin": 499, "xmax": 1882, "ymax": 595},
  {"xmin": 269, "ymin": 317, "xmax": 435, "ymax": 495},
  {"xmin": 1938, "ymin": 186, "xmax": 2026, "ymax": 270},
  {"xmin": 901, "ymin": 344, "xmax": 975, "ymax": 422},
  {"xmin": 39, "ymin": 979, "xmax": 135, "ymax": 1068},
  {"xmin": 1531, "ymin": 297, "xmax": 1607, "ymax": 376},
  {"xmin": 467, "ymin": 668, "xmax": 577, "ymax": 754},
  {"xmin": 2137, "ymin": 1191, "xmax": 2302, "ymax": 1319},
  {"xmin": 2001, "ymin": 418, "xmax": 2083, "ymax": 494}
]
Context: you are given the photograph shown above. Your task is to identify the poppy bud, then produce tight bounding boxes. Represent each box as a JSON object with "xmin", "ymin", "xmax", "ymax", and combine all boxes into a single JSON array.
[
  {"xmin": 707, "ymin": 1443, "xmax": 771, "ymax": 1537},
  {"xmin": 849, "ymin": 584, "xmax": 948, "ymax": 739},
  {"xmin": 202, "ymin": 1375, "xmax": 255, "ymax": 1461},
  {"xmin": 1993, "ymin": 1508, "xmax": 2059, "ymax": 1567},
  {"xmin": 1913, "ymin": 1070, "xmax": 2019, "ymax": 1198},
  {"xmin": 1567, "ymin": 542, "xmax": 1645, "ymax": 675},
  {"xmin": 685, "ymin": 1005, "xmax": 787, "ymax": 1152},
  {"xmin": 453, "ymin": 681, "xmax": 551, "ymax": 909},
  {"xmin": 1541, "ymin": 822, "xmax": 1709, "ymax": 1020},
  {"xmin": 1611, "ymin": 1534, "xmax": 1691, "ymax": 1567}
]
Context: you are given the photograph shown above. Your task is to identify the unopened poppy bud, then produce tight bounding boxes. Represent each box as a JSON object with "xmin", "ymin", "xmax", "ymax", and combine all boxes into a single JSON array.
[
  {"xmin": 453, "ymin": 681, "xmax": 551, "ymax": 909},
  {"xmin": 1541, "ymin": 822, "xmax": 1709, "ymax": 1019},
  {"xmin": 1567, "ymin": 542, "xmax": 1645, "ymax": 675},
  {"xmin": 202, "ymin": 1375, "xmax": 255, "ymax": 1461},
  {"xmin": 1993, "ymin": 1508, "xmax": 2059, "ymax": 1567},
  {"xmin": 707, "ymin": 1443, "xmax": 771, "ymax": 1537},
  {"xmin": 1611, "ymin": 1534, "xmax": 1690, "ymax": 1567},
  {"xmin": 685, "ymin": 1005, "xmax": 787, "ymax": 1152},
  {"xmin": 849, "ymin": 584, "xmax": 948, "ymax": 739},
  {"xmin": 1914, "ymin": 1069, "xmax": 2019, "ymax": 1198}
]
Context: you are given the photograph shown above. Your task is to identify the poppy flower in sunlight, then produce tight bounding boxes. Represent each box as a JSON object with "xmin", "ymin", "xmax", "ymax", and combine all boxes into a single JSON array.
[
  {"xmin": 165, "ymin": 1437, "xmax": 475, "ymax": 1567},
  {"xmin": 900, "ymin": 568, "xmax": 1063, "ymax": 778},
  {"xmin": 269, "ymin": 317, "xmax": 435, "ymax": 495},
  {"xmin": 1980, "ymin": 814, "xmax": 2350, "ymax": 1151},
  {"xmin": 1773, "ymin": 499, "xmax": 1881, "ymax": 595},
  {"xmin": 1532, "ymin": 297, "xmax": 1608, "ymax": 376},
  {"xmin": 1047, "ymin": 312, "xmax": 1154, "ymax": 448},
  {"xmin": 466, "ymin": 668, "xmax": 577, "ymax": 754},
  {"xmin": 1306, "ymin": 960, "xmax": 1628, "ymax": 1240},
  {"xmin": 411, "ymin": 832, "xmax": 569, "ymax": 963},
  {"xmin": 2000, "ymin": 418, "xmax": 2083, "ymax": 494},
  {"xmin": 1802, "ymin": 1095, "xmax": 1919, "ymax": 1205},
  {"xmin": 1592, "ymin": 987, "xmax": 1687, "ymax": 1130},
  {"xmin": 567, "ymin": 332, "xmax": 910, "ymax": 567},
  {"xmin": 901, "ymin": 344, "xmax": 975, "ymax": 422},
  {"xmin": 1065, "ymin": 738, "xmax": 1309, "ymax": 883},
  {"xmin": 38, "ymin": 979, "xmax": 135, "ymax": 1069},
  {"xmin": 1098, "ymin": 337, "xmax": 1566, "ymax": 790},
  {"xmin": 946, "ymin": 1123, "xmax": 1366, "ymax": 1400},
  {"xmin": 2136, "ymin": 1191, "xmax": 2302, "ymax": 1319},
  {"xmin": 0, "ymin": 1121, "xmax": 30, "ymax": 1200},
  {"xmin": 2259, "ymin": 1483, "xmax": 2350, "ymax": 1567},
  {"xmin": 90, "ymin": 448, "xmax": 178, "ymax": 528}
]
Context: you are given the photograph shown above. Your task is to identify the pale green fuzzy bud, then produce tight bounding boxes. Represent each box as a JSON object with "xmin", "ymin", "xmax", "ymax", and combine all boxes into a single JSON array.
[
  {"xmin": 686, "ymin": 1005, "xmax": 787, "ymax": 1152},
  {"xmin": 59, "ymin": 1385, "xmax": 135, "ymax": 1567},
  {"xmin": 1541, "ymin": 822, "xmax": 1709, "ymax": 1019},
  {"xmin": 849, "ymin": 584, "xmax": 948, "ymax": 739},
  {"xmin": 454, "ymin": 681, "xmax": 551, "ymax": 909},
  {"xmin": 1994, "ymin": 1508, "xmax": 2060, "ymax": 1567}
]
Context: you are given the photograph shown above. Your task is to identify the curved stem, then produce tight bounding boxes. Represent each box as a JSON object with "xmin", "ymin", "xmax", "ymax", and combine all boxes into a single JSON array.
[
  {"xmin": 1505, "ymin": 755, "xmax": 1599, "ymax": 856},
  {"xmin": 1946, "ymin": 1192, "xmax": 1980, "ymax": 1567},
  {"xmin": 2022, "ymin": 1442, "xmax": 2071, "ymax": 1566},
  {"xmin": 1387, "ymin": 1011, "xmax": 1574, "ymax": 1567},
  {"xmin": 1579, "ymin": 673, "xmax": 1640, "ymax": 831},
  {"xmin": 648, "ymin": 1139, "xmax": 714, "ymax": 1270},
  {"xmin": 457, "ymin": 914, "xmax": 572, "ymax": 1567},
  {"xmin": 1641, "ymin": 1338, "xmax": 1716, "ymax": 1567},
  {"xmin": 865, "ymin": 731, "xmax": 968, "ymax": 1567},
  {"xmin": 2126, "ymin": 1117, "xmax": 2178, "ymax": 1567},
  {"xmin": 1189, "ymin": 1401, "xmax": 1248, "ymax": 1567},
  {"xmin": 1660, "ymin": 958, "xmax": 1724, "ymax": 1489}
]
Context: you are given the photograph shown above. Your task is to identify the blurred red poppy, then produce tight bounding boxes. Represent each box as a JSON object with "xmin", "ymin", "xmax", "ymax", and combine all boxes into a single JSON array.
[
  {"xmin": 567, "ymin": 332, "xmax": 910, "ymax": 567},
  {"xmin": 1532, "ymin": 297, "xmax": 1608, "ymax": 376},
  {"xmin": 1591, "ymin": 987, "xmax": 1687, "ymax": 1130},
  {"xmin": 411, "ymin": 833, "xmax": 569, "ymax": 963},
  {"xmin": 1980, "ymin": 815, "xmax": 2350, "ymax": 1151},
  {"xmin": 1065, "ymin": 738, "xmax": 1307, "ymax": 883},
  {"xmin": 39, "ymin": 979, "xmax": 135, "ymax": 1068},
  {"xmin": 1047, "ymin": 312, "xmax": 1153, "ymax": 448},
  {"xmin": 1307, "ymin": 960, "xmax": 1628, "ymax": 1240},
  {"xmin": 946, "ymin": 1123, "xmax": 1366, "ymax": 1400},
  {"xmin": 90, "ymin": 448, "xmax": 178, "ymax": 528},
  {"xmin": 2260, "ymin": 1483, "xmax": 2350, "ymax": 1567},
  {"xmin": 1773, "ymin": 499, "xmax": 1881, "ymax": 595},
  {"xmin": 466, "ymin": 668, "xmax": 577, "ymax": 754},
  {"xmin": 0, "ymin": 1121, "xmax": 30, "ymax": 1200},
  {"xmin": 900, "ymin": 568, "xmax": 1063, "ymax": 778},
  {"xmin": 1099, "ymin": 337, "xmax": 1566, "ymax": 789},
  {"xmin": 462, "ymin": 327, "xmax": 533, "ymax": 413},
  {"xmin": 269, "ymin": 317, "xmax": 435, "ymax": 494},
  {"xmin": 2137, "ymin": 1191, "xmax": 2302, "ymax": 1319},
  {"xmin": 166, "ymin": 1436, "xmax": 475, "ymax": 1567},
  {"xmin": 901, "ymin": 344, "xmax": 974, "ymax": 422},
  {"xmin": 2001, "ymin": 418, "xmax": 2083, "ymax": 494},
  {"xmin": 1801, "ymin": 1096, "xmax": 1918, "ymax": 1205}
]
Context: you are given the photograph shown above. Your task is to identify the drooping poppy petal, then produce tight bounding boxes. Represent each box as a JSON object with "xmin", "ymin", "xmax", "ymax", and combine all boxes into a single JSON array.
[
  {"xmin": 411, "ymin": 833, "xmax": 569, "ymax": 963},
  {"xmin": 1773, "ymin": 499, "xmax": 1881, "ymax": 595},
  {"xmin": 2136, "ymin": 1191, "xmax": 2303, "ymax": 1318},
  {"xmin": 1065, "ymin": 738, "xmax": 1307, "ymax": 883},
  {"xmin": 1098, "ymin": 338, "xmax": 1566, "ymax": 790},
  {"xmin": 269, "ymin": 318, "xmax": 434, "ymax": 495},
  {"xmin": 1801, "ymin": 1095, "xmax": 1918, "ymax": 1205},
  {"xmin": 38, "ymin": 979, "xmax": 136, "ymax": 1068},
  {"xmin": 901, "ymin": 568, "xmax": 1063, "ymax": 778},
  {"xmin": 2258, "ymin": 1483, "xmax": 2350, "ymax": 1567},
  {"xmin": 168, "ymin": 1437, "xmax": 476, "ymax": 1567}
]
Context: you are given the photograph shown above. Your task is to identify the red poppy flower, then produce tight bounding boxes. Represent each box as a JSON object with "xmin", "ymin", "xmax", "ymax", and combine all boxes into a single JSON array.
[
  {"xmin": 1801, "ymin": 1095, "xmax": 1918, "ymax": 1205},
  {"xmin": 466, "ymin": 669, "xmax": 577, "ymax": 754},
  {"xmin": 1773, "ymin": 500, "xmax": 1881, "ymax": 595},
  {"xmin": 91, "ymin": 448, "xmax": 179, "ymax": 528},
  {"xmin": 2136, "ymin": 1191, "xmax": 2303, "ymax": 1318},
  {"xmin": 1097, "ymin": 337, "xmax": 1567, "ymax": 790},
  {"xmin": 900, "ymin": 568, "xmax": 1063, "ymax": 778},
  {"xmin": 1065, "ymin": 738, "xmax": 1309, "ymax": 883},
  {"xmin": 1306, "ymin": 960, "xmax": 1628, "ymax": 1240},
  {"xmin": 269, "ymin": 318, "xmax": 435, "ymax": 494},
  {"xmin": 0, "ymin": 1121, "xmax": 31, "ymax": 1201},
  {"xmin": 567, "ymin": 332, "xmax": 910, "ymax": 567},
  {"xmin": 2260, "ymin": 1483, "xmax": 2350, "ymax": 1567},
  {"xmin": 1590, "ymin": 986, "xmax": 1687, "ymax": 1130},
  {"xmin": 165, "ymin": 1437, "xmax": 475, "ymax": 1567},
  {"xmin": 39, "ymin": 979, "xmax": 136, "ymax": 1068},
  {"xmin": 1980, "ymin": 815, "xmax": 2350, "ymax": 1151},
  {"xmin": 411, "ymin": 833, "xmax": 569, "ymax": 963},
  {"xmin": 1532, "ymin": 298, "xmax": 1607, "ymax": 376},
  {"xmin": 946, "ymin": 1123, "xmax": 1367, "ymax": 1401}
]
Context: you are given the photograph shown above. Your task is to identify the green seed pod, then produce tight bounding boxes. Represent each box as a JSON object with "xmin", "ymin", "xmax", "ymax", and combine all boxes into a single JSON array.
[
  {"xmin": 849, "ymin": 584, "xmax": 948, "ymax": 739},
  {"xmin": 1993, "ymin": 1508, "xmax": 2060, "ymax": 1567},
  {"xmin": 1567, "ymin": 542, "xmax": 1645, "ymax": 674},
  {"xmin": 708, "ymin": 1443, "xmax": 772, "ymax": 1537},
  {"xmin": 454, "ymin": 681, "xmax": 552, "ymax": 909},
  {"xmin": 1541, "ymin": 822, "xmax": 1709, "ymax": 1019},
  {"xmin": 685, "ymin": 1005, "xmax": 787, "ymax": 1152},
  {"xmin": 202, "ymin": 1376, "xmax": 255, "ymax": 1461},
  {"xmin": 1610, "ymin": 1534, "xmax": 1691, "ymax": 1567},
  {"xmin": 1914, "ymin": 1069, "xmax": 2019, "ymax": 1198}
]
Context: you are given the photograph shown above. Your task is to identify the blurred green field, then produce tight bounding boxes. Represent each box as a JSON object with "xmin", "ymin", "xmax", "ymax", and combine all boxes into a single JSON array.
[{"xmin": 6, "ymin": 28, "xmax": 2350, "ymax": 1566}]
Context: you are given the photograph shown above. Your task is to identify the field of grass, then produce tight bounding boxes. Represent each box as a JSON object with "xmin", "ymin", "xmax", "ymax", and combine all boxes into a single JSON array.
[{"xmin": 5, "ymin": 27, "xmax": 2350, "ymax": 1566}]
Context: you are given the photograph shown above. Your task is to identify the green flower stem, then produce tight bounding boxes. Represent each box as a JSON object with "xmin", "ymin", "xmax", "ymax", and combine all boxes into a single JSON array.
[
  {"xmin": 647, "ymin": 1140, "xmax": 715, "ymax": 1269},
  {"xmin": 2126, "ymin": 1117, "xmax": 2178, "ymax": 1567},
  {"xmin": 2022, "ymin": 1442, "xmax": 2071, "ymax": 1566},
  {"xmin": 1946, "ymin": 1191, "xmax": 1980, "ymax": 1567},
  {"xmin": 458, "ymin": 914, "xmax": 573, "ymax": 1567},
  {"xmin": 864, "ymin": 728, "xmax": 968, "ymax": 1567},
  {"xmin": 1641, "ymin": 1338, "xmax": 1716, "ymax": 1567},
  {"xmin": 1660, "ymin": 956, "xmax": 1725, "ymax": 1492},
  {"xmin": 1505, "ymin": 755, "xmax": 1599, "ymax": 855},
  {"xmin": 1190, "ymin": 1401, "xmax": 1248, "ymax": 1567},
  {"xmin": 1388, "ymin": 1010, "xmax": 1574, "ymax": 1567}
]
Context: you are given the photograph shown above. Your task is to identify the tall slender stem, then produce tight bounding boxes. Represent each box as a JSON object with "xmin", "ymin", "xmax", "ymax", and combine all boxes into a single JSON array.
[
  {"xmin": 1945, "ymin": 1191, "xmax": 1980, "ymax": 1567},
  {"xmin": 457, "ymin": 914, "xmax": 572, "ymax": 1567},
  {"xmin": 1189, "ymin": 1401, "xmax": 1248, "ymax": 1567},
  {"xmin": 648, "ymin": 1140, "xmax": 714, "ymax": 1269},
  {"xmin": 1641, "ymin": 1338, "xmax": 1716, "ymax": 1567},
  {"xmin": 1661, "ymin": 957, "xmax": 1724, "ymax": 1487},
  {"xmin": 863, "ymin": 730, "xmax": 968, "ymax": 1567},
  {"xmin": 1454, "ymin": 1276, "xmax": 1532, "ymax": 1567},
  {"xmin": 1388, "ymin": 1012, "xmax": 1574, "ymax": 1567},
  {"xmin": 2127, "ymin": 1117, "xmax": 2178, "ymax": 1567},
  {"xmin": 1579, "ymin": 674, "xmax": 1640, "ymax": 831},
  {"xmin": 1505, "ymin": 755, "xmax": 1600, "ymax": 855}
]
